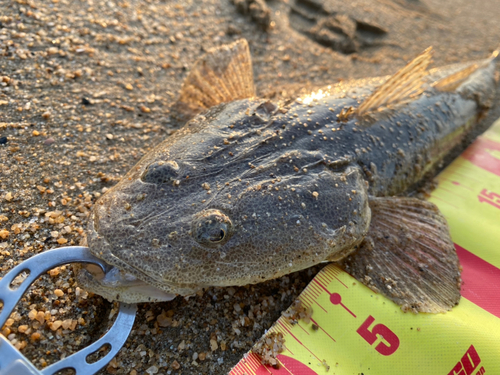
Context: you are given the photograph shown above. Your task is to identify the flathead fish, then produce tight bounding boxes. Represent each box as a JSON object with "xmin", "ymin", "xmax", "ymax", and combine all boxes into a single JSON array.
[{"xmin": 78, "ymin": 40, "xmax": 499, "ymax": 313}]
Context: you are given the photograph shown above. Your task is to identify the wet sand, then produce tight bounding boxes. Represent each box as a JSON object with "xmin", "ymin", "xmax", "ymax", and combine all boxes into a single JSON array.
[{"xmin": 1, "ymin": 0, "xmax": 500, "ymax": 373}]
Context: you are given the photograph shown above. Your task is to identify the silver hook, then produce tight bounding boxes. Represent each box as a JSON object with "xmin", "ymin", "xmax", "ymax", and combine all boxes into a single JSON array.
[{"xmin": 0, "ymin": 246, "xmax": 137, "ymax": 375}]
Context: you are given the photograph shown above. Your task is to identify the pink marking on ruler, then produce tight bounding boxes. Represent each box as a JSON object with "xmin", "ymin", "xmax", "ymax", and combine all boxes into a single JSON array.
[
  {"xmin": 296, "ymin": 320, "xmax": 310, "ymax": 335},
  {"xmin": 430, "ymin": 195, "xmax": 460, "ymax": 209},
  {"xmin": 230, "ymin": 365, "xmax": 241, "ymax": 375},
  {"xmin": 277, "ymin": 355, "xmax": 320, "ymax": 375},
  {"xmin": 305, "ymin": 293, "xmax": 328, "ymax": 313},
  {"xmin": 310, "ymin": 317, "xmax": 336, "ymax": 342},
  {"xmin": 332, "ymin": 274, "xmax": 348, "ymax": 288},
  {"xmin": 437, "ymin": 186, "xmax": 468, "ymax": 199},
  {"xmin": 330, "ymin": 293, "xmax": 357, "ymax": 318},
  {"xmin": 254, "ymin": 362, "xmax": 274, "ymax": 375},
  {"xmin": 248, "ymin": 353, "xmax": 262, "ymax": 370},
  {"xmin": 313, "ymin": 278, "xmax": 331, "ymax": 294},
  {"xmin": 462, "ymin": 137, "xmax": 500, "ymax": 177},
  {"xmin": 276, "ymin": 360, "xmax": 294, "ymax": 375},
  {"xmin": 440, "ymin": 176, "xmax": 474, "ymax": 191},
  {"xmin": 274, "ymin": 325, "xmax": 295, "ymax": 355},
  {"xmin": 456, "ymin": 244, "xmax": 500, "ymax": 318},
  {"xmin": 327, "ymin": 266, "xmax": 343, "ymax": 279},
  {"xmin": 278, "ymin": 320, "xmax": 323, "ymax": 363},
  {"xmin": 302, "ymin": 294, "xmax": 328, "ymax": 313},
  {"xmin": 230, "ymin": 353, "xmax": 261, "ymax": 375},
  {"xmin": 233, "ymin": 364, "xmax": 245, "ymax": 375},
  {"xmin": 309, "ymin": 283, "xmax": 322, "ymax": 296},
  {"xmin": 314, "ymin": 299, "xmax": 328, "ymax": 313},
  {"xmin": 319, "ymin": 270, "xmax": 348, "ymax": 288},
  {"xmin": 313, "ymin": 279, "xmax": 357, "ymax": 317},
  {"xmin": 450, "ymin": 169, "xmax": 483, "ymax": 184}
]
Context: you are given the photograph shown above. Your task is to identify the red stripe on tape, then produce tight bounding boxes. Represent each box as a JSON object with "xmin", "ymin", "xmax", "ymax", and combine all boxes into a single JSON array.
[
  {"xmin": 461, "ymin": 137, "xmax": 500, "ymax": 177},
  {"xmin": 456, "ymin": 244, "xmax": 500, "ymax": 318}
]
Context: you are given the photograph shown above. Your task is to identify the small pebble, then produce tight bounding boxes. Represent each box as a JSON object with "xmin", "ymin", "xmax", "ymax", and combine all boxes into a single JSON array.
[
  {"xmin": 44, "ymin": 138, "xmax": 55, "ymax": 145},
  {"xmin": 50, "ymin": 321, "xmax": 62, "ymax": 331},
  {"xmin": 145, "ymin": 365, "xmax": 158, "ymax": 374}
]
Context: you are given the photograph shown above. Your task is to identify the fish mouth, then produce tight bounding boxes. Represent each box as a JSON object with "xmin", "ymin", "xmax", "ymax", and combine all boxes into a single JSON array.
[
  {"xmin": 77, "ymin": 259, "xmax": 177, "ymax": 303},
  {"xmin": 77, "ymin": 214, "xmax": 180, "ymax": 303}
]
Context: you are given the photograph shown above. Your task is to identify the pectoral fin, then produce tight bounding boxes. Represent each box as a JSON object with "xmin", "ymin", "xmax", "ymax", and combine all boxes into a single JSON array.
[
  {"xmin": 175, "ymin": 39, "xmax": 255, "ymax": 119},
  {"xmin": 338, "ymin": 197, "xmax": 461, "ymax": 313}
]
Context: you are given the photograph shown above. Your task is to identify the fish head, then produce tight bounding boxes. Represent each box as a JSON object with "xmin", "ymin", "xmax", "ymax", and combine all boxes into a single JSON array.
[{"xmin": 79, "ymin": 100, "xmax": 371, "ymax": 303}]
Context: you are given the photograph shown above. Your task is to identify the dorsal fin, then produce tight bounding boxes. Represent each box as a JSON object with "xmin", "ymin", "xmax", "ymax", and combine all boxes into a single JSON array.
[
  {"xmin": 431, "ymin": 63, "xmax": 480, "ymax": 92},
  {"xmin": 175, "ymin": 39, "xmax": 255, "ymax": 119},
  {"xmin": 356, "ymin": 47, "xmax": 433, "ymax": 117},
  {"xmin": 432, "ymin": 49, "xmax": 499, "ymax": 92}
]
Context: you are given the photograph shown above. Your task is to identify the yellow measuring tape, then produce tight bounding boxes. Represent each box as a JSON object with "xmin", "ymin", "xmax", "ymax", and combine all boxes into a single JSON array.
[{"xmin": 231, "ymin": 119, "xmax": 500, "ymax": 375}]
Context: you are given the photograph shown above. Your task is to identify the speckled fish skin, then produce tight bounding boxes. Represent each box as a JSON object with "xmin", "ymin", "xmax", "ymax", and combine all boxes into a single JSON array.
[{"xmin": 81, "ymin": 51, "xmax": 498, "ymax": 304}]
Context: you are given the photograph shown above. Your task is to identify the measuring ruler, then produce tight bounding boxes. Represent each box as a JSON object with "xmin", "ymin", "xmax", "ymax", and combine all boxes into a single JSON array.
[{"xmin": 230, "ymin": 120, "xmax": 500, "ymax": 375}]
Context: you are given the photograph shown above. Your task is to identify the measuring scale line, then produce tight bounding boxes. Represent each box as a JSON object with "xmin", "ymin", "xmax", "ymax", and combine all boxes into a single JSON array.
[
  {"xmin": 295, "ymin": 319, "xmax": 311, "ymax": 336},
  {"xmin": 301, "ymin": 291, "xmax": 328, "ymax": 314},
  {"xmin": 281, "ymin": 318, "xmax": 310, "ymax": 337},
  {"xmin": 232, "ymin": 362, "xmax": 251, "ymax": 375},
  {"xmin": 309, "ymin": 317, "xmax": 336, "ymax": 343},
  {"xmin": 302, "ymin": 295, "xmax": 328, "ymax": 314},
  {"xmin": 276, "ymin": 359, "xmax": 295, "ymax": 375},
  {"xmin": 322, "ymin": 265, "xmax": 343, "ymax": 278},
  {"xmin": 313, "ymin": 279, "xmax": 357, "ymax": 318},
  {"xmin": 247, "ymin": 353, "xmax": 266, "ymax": 372},
  {"xmin": 309, "ymin": 282, "xmax": 325, "ymax": 296},
  {"xmin": 253, "ymin": 358, "xmax": 276, "ymax": 375},
  {"xmin": 330, "ymin": 292, "xmax": 357, "ymax": 318},
  {"xmin": 278, "ymin": 320, "xmax": 323, "ymax": 364},
  {"xmin": 430, "ymin": 194, "xmax": 460, "ymax": 209},
  {"xmin": 307, "ymin": 283, "xmax": 322, "ymax": 296},
  {"xmin": 451, "ymin": 179, "xmax": 475, "ymax": 192},
  {"xmin": 303, "ymin": 286, "xmax": 320, "ymax": 301},
  {"xmin": 316, "ymin": 266, "xmax": 349, "ymax": 289},
  {"xmin": 231, "ymin": 357, "xmax": 253, "ymax": 375},
  {"xmin": 447, "ymin": 167, "xmax": 483, "ymax": 184},
  {"xmin": 273, "ymin": 325, "xmax": 294, "ymax": 356},
  {"xmin": 299, "ymin": 283, "xmax": 328, "ymax": 314},
  {"xmin": 305, "ymin": 291, "xmax": 328, "ymax": 314},
  {"xmin": 437, "ymin": 186, "xmax": 469, "ymax": 200},
  {"xmin": 438, "ymin": 176, "xmax": 474, "ymax": 191},
  {"xmin": 319, "ymin": 267, "xmax": 348, "ymax": 288}
]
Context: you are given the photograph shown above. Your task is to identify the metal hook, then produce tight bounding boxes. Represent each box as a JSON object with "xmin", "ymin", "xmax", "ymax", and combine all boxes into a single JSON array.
[{"xmin": 0, "ymin": 247, "xmax": 137, "ymax": 375}]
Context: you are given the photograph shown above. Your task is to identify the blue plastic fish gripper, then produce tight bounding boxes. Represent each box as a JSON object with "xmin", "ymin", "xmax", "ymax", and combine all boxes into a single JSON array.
[{"xmin": 0, "ymin": 246, "xmax": 137, "ymax": 375}]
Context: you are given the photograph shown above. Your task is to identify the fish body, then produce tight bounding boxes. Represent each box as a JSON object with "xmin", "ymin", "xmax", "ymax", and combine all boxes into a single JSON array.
[{"xmin": 79, "ymin": 40, "xmax": 498, "ymax": 312}]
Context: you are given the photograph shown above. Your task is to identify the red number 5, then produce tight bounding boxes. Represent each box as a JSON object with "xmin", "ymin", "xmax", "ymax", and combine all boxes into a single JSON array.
[{"xmin": 356, "ymin": 315, "xmax": 400, "ymax": 356}]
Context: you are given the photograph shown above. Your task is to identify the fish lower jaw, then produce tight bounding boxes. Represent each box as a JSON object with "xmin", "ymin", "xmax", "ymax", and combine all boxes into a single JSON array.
[{"xmin": 77, "ymin": 263, "xmax": 177, "ymax": 303}]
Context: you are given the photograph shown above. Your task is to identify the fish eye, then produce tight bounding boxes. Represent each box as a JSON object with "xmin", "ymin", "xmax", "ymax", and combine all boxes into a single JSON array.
[
  {"xmin": 210, "ymin": 229, "xmax": 226, "ymax": 243},
  {"xmin": 141, "ymin": 160, "xmax": 179, "ymax": 184},
  {"xmin": 192, "ymin": 209, "xmax": 233, "ymax": 248}
]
